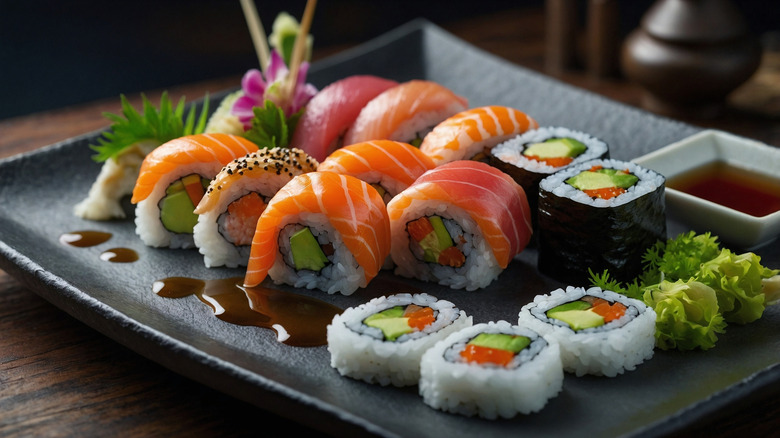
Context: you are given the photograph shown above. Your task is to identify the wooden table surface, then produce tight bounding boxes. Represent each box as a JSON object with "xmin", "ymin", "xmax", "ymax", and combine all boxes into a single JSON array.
[{"xmin": 2, "ymin": 6, "xmax": 779, "ymax": 437}]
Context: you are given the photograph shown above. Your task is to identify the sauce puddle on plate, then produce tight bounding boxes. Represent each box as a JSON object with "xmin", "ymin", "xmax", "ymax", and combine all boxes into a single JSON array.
[
  {"xmin": 100, "ymin": 247, "xmax": 139, "ymax": 263},
  {"xmin": 667, "ymin": 161, "xmax": 780, "ymax": 217},
  {"xmin": 153, "ymin": 276, "xmax": 343, "ymax": 347},
  {"xmin": 59, "ymin": 230, "xmax": 112, "ymax": 247}
]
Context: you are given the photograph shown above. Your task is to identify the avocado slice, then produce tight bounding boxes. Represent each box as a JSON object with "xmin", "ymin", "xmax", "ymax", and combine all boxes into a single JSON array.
[
  {"xmin": 414, "ymin": 216, "xmax": 456, "ymax": 263},
  {"xmin": 159, "ymin": 190, "xmax": 199, "ymax": 233},
  {"xmin": 523, "ymin": 137, "xmax": 587, "ymax": 159},
  {"xmin": 547, "ymin": 308, "xmax": 605, "ymax": 331},
  {"xmin": 468, "ymin": 333, "xmax": 531, "ymax": 353},
  {"xmin": 290, "ymin": 227, "xmax": 330, "ymax": 271},
  {"xmin": 364, "ymin": 306, "xmax": 412, "ymax": 341},
  {"xmin": 566, "ymin": 168, "xmax": 639, "ymax": 191}
]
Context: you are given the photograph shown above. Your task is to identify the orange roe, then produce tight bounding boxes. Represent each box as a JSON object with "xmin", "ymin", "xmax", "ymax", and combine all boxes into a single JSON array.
[{"xmin": 460, "ymin": 344, "xmax": 515, "ymax": 366}]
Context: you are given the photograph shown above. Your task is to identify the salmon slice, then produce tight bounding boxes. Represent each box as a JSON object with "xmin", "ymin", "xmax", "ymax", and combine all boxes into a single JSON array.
[
  {"xmin": 131, "ymin": 133, "xmax": 258, "ymax": 204},
  {"xmin": 243, "ymin": 171, "xmax": 391, "ymax": 288},
  {"xmin": 387, "ymin": 160, "xmax": 532, "ymax": 268},
  {"xmin": 342, "ymin": 80, "xmax": 468, "ymax": 146},
  {"xmin": 290, "ymin": 75, "xmax": 398, "ymax": 162},
  {"xmin": 317, "ymin": 140, "xmax": 436, "ymax": 199},
  {"xmin": 419, "ymin": 105, "xmax": 539, "ymax": 165}
]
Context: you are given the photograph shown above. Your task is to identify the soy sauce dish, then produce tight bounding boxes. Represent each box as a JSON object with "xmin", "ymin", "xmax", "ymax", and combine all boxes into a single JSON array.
[{"xmin": 633, "ymin": 129, "xmax": 780, "ymax": 250}]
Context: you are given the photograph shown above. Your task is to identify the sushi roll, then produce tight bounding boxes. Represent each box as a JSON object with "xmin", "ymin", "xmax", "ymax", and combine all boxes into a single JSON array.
[
  {"xmin": 489, "ymin": 126, "xmax": 609, "ymax": 233},
  {"xmin": 131, "ymin": 133, "xmax": 258, "ymax": 249},
  {"xmin": 327, "ymin": 292, "xmax": 473, "ymax": 387},
  {"xmin": 342, "ymin": 80, "xmax": 468, "ymax": 146},
  {"xmin": 386, "ymin": 160, "xmax": 533, "ymax": 291},
  {"xmin": 192, "ymin": 147, "xmax": 319, "ymax": 268},
  {"xmin": 517, "ymin": 286, "xmax": 656, "ymax": 377},
  {"xmin": 317, "ymin": 140, "xmax": 436, "ymax": 204},
  {"xmin": 243, "ymin": 171, "xmax": 391, "ymax": 295},
  {"xmin": 419, "ymin": 105, "xmax": 539, "ymax": 166},
  {"xmin": 536, "ymin": 158, "xmax": 666, "ymax": 285},
  {"xmin": 419, "ymin": 320, "xmax": 563, "ymax": 419},
  {"xmin": 290, "ymin": 75, "xmax": 399, "ymax": 161}
]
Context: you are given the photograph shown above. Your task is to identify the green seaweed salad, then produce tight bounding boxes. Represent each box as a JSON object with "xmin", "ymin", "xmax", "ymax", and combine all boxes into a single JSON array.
[{"xmin": 590, "ymin": 231, "xmax": 780, "ymax": 351}]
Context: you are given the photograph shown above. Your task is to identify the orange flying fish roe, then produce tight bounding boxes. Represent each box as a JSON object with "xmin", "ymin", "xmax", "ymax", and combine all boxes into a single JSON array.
[{"xmin": 460, "ymin": 344, "xmax": 515, "ymax": 366}]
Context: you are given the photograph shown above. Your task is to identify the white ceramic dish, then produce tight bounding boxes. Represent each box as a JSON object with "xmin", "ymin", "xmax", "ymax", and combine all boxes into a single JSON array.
[{"xmin": 633, "ymin": 129, "xmax": 780, "ymax": 250}]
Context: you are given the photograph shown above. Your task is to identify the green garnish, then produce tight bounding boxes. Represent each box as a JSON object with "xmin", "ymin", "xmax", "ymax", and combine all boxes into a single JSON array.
[
  {"xmin": 89, "ymin": 91, "xmax": 210, "ymax": 162},
  {"xmin": 242, "ymin": 99, "xmax": 303, "ymax": 148},
  {"xmin": 589, "ymin": 231, "xmax": 779, "ymax": 350}
]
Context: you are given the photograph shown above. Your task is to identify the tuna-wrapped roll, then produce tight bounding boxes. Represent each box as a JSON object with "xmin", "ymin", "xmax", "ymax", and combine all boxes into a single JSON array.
[
  {"xmin": 536, "ymin": 158, "xmax": 666, "ymax": 285},
  {"xmin": 517, "ymin": 286, "xmax": 656, "ymax": 377},
  {"xmin": 386, "ymin": 160, "xmax": 533, "ymax": 291},
  {"xmin": 419, "ymin": 320, "xmax": 563, "ymax": 419},
  {"xmin": 327, "ymin": 293, "xmax": 472, "ymax": 387},
  {"xmin": 489, "ymin": 126, "xmax": 609, "ymax": 234}
]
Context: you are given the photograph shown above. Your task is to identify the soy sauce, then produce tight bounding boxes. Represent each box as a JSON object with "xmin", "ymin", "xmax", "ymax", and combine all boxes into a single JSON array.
[
  {"xmin": 99, "ymin": 247, "xmax": 139, "ymax": 263},
  {"xmin": 59, "ymin": 230, "xmax": 112, "ymax": 247},
  {"xmin": 153, "ymin": 276, "xmax": 343, "ymax": 347}
]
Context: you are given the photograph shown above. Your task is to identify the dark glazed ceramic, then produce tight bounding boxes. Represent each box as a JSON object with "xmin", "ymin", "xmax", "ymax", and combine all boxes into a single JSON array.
[{"xmin": 621, "ymin": 0, "xmax": 762, "ymax": 118}]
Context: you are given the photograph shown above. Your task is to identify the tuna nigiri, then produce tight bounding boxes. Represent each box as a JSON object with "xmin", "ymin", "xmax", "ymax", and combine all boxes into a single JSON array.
[
  {"xmin": 317, "ymin": 140, "xmax": 436, "ymax": 203},
  {"xmin": 386, "ymin": 160, "xmax": 532, "ymax": 290},
  {"xmin": 244, "ymin": 171, "xmax": 391, "ymax": 295},
  {"xmin": 342, "ymin": 80, "xmax": 468, "ymax": 146},
  {"xmin": 290, "ymin": 75, "xmax": 398, "ymax": 161},
  {"xmin": 419, "ymin": 105, "xmax": 539, "ymax": 166},
  {"xmin": 131, "ymin": 133, "xmax": 258, "ymax": 249}
]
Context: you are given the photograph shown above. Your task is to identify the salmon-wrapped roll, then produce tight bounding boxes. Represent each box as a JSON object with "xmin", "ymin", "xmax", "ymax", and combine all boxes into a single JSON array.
[
  {"xmin": 131, "ymin": 133, "xmax": 258, "ymax": 249},
  {"xmin": 192, "ymin": 147, "xmax": 319, "ymax": 268},
  {"xmin": 244, "ymin": 171, "xmax": 391, "ymax": 295},
  {"xmin": 317, "ymin": 140, "xmax": 436, "ymax": 204},
  {"xmin": 419, "ymin": 105, "xmax": 538, "ymax": 165},
  {"xmin": 386, "ymin": 160, "xmax": 533, "ymax": 291}
]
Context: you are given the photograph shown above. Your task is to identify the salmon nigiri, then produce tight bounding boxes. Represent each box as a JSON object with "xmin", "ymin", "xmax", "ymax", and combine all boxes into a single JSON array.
[
  {"xmin": 244, "ymin": 171, "xmax": 391, "ymax": 295},
  {"xmin": 419, "ymin": 105, "xmax": 539, "ymax": 166},
  {"xmin": 386, "ymin": 160, "xmax": 532, "ymax": 290},
  {"xmin": 317, "ymin": 140, "xmax": 436, "ymax": 203},
  {"xmin": 131, "ymin": 133, "xmax": 258, "ymax": 249},
  {"xmin": 342, "ymin": 80, "xmax": 468, "ymax": 147},
  {"xmin": 290, "ymin": 75, "xmax": 398, "ymax": 162}
]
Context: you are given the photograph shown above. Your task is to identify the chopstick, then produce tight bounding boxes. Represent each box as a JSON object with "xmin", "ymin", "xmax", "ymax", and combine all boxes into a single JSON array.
[
  {"xmin": 284, "ymin": 0, "xmax": 317, "ymax": 99},
  {"xmin": 239, "ymin": 0, "xmax": 271, "ymax": 73}
]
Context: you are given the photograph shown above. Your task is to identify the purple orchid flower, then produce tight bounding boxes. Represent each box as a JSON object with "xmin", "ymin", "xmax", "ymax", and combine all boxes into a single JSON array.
[{"xmin": 231, "ymin": 50, "xmax": 318, "ymax": 129}]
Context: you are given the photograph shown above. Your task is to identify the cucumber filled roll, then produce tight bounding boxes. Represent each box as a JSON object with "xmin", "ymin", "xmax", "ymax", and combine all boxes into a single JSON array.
[
  {"xmin": 131, "ymin": 134, "xmax": 259, "ymax": 249},
  {"xmin": 386, "ymin": 161, "xmax": 533, "ymax": 291},
  {"xmin": 536, "ymin": 158, "xmax": 666, "ymax": 285},
  {"xmin": 192, "ymin": 148, "xmax": 318, "ymax": 268},
  {"xmin": 327, "ymin": 293, "xmax": 472, "ymax": 387},
  {"xmin": 419, "ymin": 320, "xmax": 563, "ymax": 419},
  {"xmin": 244, "ymin": 172, "xmax": 391, "ymax": 296},
  {"xmin": 489, "ymin": 127, "xmax": 609, "ymax": 234},
  {"xmin": 517, "ymin": 286, "xmax": 656, "ymax": 377}
]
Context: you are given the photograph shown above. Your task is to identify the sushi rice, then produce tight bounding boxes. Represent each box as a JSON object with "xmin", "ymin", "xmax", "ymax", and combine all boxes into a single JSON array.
[
  {"xmin": 419, "ymin": 320, "xmax": 563, "ymax": 419},
  {"xmin": 327, "ymin": 293, "xmax": 473, "ymax": 387},
  {"xmin": 517, "ymin": 286, "xmax": 656, "ymax": 377}
]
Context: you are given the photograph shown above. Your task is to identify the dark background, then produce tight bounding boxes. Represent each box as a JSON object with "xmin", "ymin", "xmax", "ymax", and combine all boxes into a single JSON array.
[{"xmin": 1, "ymin": 0, "xmax": 775, "ymax": 120}]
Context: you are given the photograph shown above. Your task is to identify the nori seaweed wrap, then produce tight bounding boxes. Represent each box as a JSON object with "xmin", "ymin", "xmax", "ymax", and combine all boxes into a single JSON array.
[
  {"xmin": 489, "ymin": 127, "xmax": 609, "ymax": 236},
  {"xmin": 536, "ymin": 158, "xmax": 666, "ymax": 284}
]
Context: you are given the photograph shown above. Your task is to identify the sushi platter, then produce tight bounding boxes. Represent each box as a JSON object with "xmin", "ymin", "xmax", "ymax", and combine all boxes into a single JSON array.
[{"xmin": 1, "ymin": 19, "xmax": 779, "ymax": 437}]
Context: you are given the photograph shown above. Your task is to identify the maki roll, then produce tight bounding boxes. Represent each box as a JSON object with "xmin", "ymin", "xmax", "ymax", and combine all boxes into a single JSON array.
[
  {"xmin": 317, "ymin": 140, "xmax": 436, "ymax": 204},
  {"xmin": 536, "ymin": 158, "xmax": 666, "ymax": 285},
  {"xmin": 192, "ymin": 148, "xmax": 319, "ymax": 268},
  {"xmin": 327, "ymin": 293, "xmax": 472, "ymax": 387},
  {"xmin": 418, "ymin": 320, "xmax": 563, "ymax": 419},
  {"xmin": 517, "ymin": 286, "xmax": 656, "ymax": 377},
  {"xmin": 489, "ymin": 127, "xmax": 609, "ymax": 233},
  {"xmin": 418, "ymin": 105, "xmax": 538, "ymax": 166},
  {"xmin": 243, "ymin": 171, "xmax": 391, "ymax": 296},
  {"xmin": 131, "ymin": 133, "xmax": 258, "ymax": 249},
  {"xmin": 386, "ymin": 160, "xmax": 533, "ymax": 291}
]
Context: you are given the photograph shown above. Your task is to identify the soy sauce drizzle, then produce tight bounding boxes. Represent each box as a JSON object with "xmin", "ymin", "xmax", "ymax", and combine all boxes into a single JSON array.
[
  {"xmin": 59, "ymin": 230, "xmax": 112, "ymax": 247},
  {"xmin": 153, "ymin": 276, "xmax": 343, "ymax": 347},
  {"xmin": 100, "ymin": 247, "xmax": 139, "ymax": 263}
]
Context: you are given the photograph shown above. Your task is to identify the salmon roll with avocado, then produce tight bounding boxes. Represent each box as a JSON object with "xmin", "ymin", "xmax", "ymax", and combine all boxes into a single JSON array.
[
  {"xmin": 192, "ymin": 148, "xmax": 319, "ymax": 268},
  {"xmin": 517, "ymin": 286, "xmax": 656, "ymax": 377},
  {"xmin": 536, "ymin": 158, "xmax": 666, "ymax": 285},
  {"xmin": 489, "ymin": 127, "xmax": 609, "ymax": 234},
  {"xmin": 419, "ymin": 320, "xmax": 563, "ymax": 419},
  {"xmin": 131, "ymin": 133, "xmax": 258, "ymax": 249},
  {"xmin": 327, "ymin": 293, "xmax": 472, "ymax": 387}
]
